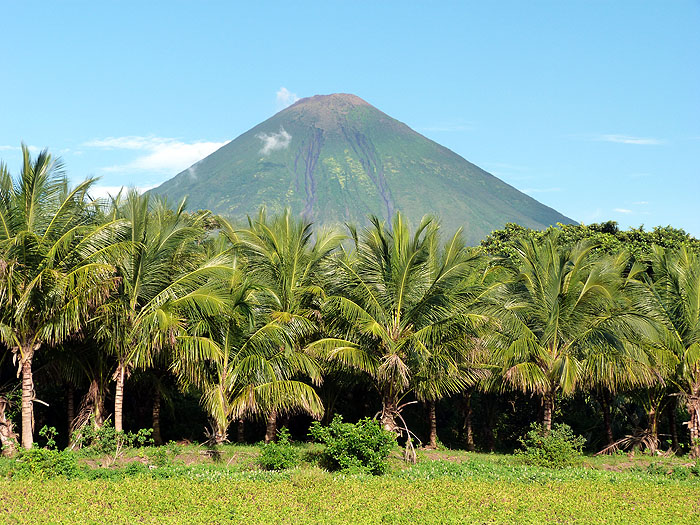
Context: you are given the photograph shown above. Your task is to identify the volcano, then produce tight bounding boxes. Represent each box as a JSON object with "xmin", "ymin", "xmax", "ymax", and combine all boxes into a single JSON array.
[{"xmin": 151, "ymin": 93, "xmax": 574, "ymax": 244}]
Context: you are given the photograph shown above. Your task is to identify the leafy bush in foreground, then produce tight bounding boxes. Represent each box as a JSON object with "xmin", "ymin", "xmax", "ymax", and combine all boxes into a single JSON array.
[
  {"xmin": 309, "ymin": 416, "xmax": 395, "ymax": 475},
  {"xmin": 515, "ymin": 423, "xmax": 586, "ymax": 468},
  {"xmin": 12, "ymin": 448, "xmax": 78, "ymax": 478},
  {"xmin": 258, "ymin": 427, "xmax": 299, "ymax": 470}
]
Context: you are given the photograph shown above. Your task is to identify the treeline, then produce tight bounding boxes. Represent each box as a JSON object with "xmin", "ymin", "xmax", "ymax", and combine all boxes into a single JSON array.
[{"xmin": 1, "ymin": 146, "xmax": 699, "ymax": 458}]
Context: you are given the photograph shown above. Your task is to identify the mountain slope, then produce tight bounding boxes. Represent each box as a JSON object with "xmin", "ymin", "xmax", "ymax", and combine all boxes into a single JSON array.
[{"xmin": 152, "ymin": 94, "xmax": 574, "ymax": 244}]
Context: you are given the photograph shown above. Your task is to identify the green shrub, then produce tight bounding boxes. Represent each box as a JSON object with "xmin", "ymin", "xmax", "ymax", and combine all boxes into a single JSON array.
[
  {"xmin": 13, "ymin": 448, "xmax": 78, "ymax": 478},
  {"xmin": 148, "ymin": 444, "xmax": 182, "ymax": 468},
  {"xmin": 692, "ymin": 459, "xmax": 700, "ymax": 477},
  {"xmin": 125, "ymin": 461, "xmax": 148, "ymax": 476},
  {"xmin": 515, "ymin": 423, "xmax": 586, "ymax": 469},
  {"xmin": 309, "ymin": 415, "xmax": 395, "ymax": 475},
  {"xmin": 149, "ymin": 447, "xmax": 171, "ymax": 467},
  {"xmin": 72, "ymin": 419, "xmax": 153, "ymax": 456},
  {"xmin": 646, "ymin": 462, "xmax": 669, "ymax": 476},
  {"xmin": 38, "ymin": 425, "xmax": 58, "ymax": 450},
  {"xmin": 258, "ymin": 427, "xmax": 299, "ymax": 471},
  {"xmin": 165, "ymin": 440, "xmax": 182, "ymax": 457}
]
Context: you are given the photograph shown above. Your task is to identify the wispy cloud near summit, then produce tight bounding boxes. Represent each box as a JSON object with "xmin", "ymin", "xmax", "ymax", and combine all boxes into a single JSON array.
[{"xmin": 276, "ymin": 87, "xmax": 299, "ymax": 109}]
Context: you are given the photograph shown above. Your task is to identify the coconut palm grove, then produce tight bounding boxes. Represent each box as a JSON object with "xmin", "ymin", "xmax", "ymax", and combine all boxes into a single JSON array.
[
  {"xmin": 2, "ymin": 146, "xmax": 700, "ymax": 517},
  {"xmin": 1, "ymin": 143, "xmax": 697, "ymax": 454}
]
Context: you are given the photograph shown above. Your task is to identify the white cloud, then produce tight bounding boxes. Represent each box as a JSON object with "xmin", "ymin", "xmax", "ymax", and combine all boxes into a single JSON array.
[
  {"xmin": 614, "ymin": 208, "xmax": 633, "ymax": 214},
  {"xmin": 597, "ymin": 134, "xmax": 663, "ymax": 145},
  {"xmin": 85, "ymin": 136, "xmax": 165, "ymax": 150},
  {"xmin": 84, "ymin": 136, "xmax": 229, "ymax": 174},
  {"xmin": 0, "ymin": 145, "xmax": 40, "ymax": 153},
  {"xmin": 276, "ymin": 87, "xmax": 299, "ymax": 109},
  {"xmin": 256, "ymin": 127, "xmax": 292, "ymax": 155},
  {"xmin": 87, "ymin": 184, "xmax": 158, "ymax": 199},
  {"xmin": 633, "ymin": 201, "xmax": 649, "ymax": 205}
]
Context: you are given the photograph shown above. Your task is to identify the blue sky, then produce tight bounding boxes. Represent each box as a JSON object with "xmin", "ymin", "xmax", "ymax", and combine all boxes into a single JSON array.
[{"xmin": 1, "ymin": 2, "xmax": 698, "ymax": 235}]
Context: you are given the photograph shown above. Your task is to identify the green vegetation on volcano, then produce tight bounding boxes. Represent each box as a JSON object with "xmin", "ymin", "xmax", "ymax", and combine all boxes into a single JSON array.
[{"xmin": 152, "ymin": 94, "xmax": 574, "ymax": 244}]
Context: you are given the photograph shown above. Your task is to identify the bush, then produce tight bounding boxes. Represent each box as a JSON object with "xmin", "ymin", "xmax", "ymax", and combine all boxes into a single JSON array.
[
  {"xmin": 309, "ymin": 415, "xmax": 395, "ymax": 475},
  {"xmin": 515, "ymin": 423, "xmax": 586, "ymax": 468},
  {"xmin": 692, "ymin": 459, "xmax": 700, "ymax": 477},
  {"xmin": 125, "ymin": 461, "xmax": 149, "ymax": 476},
  {"xmin": 72, "ymin": 419, "xmax": 153, "ymax": 456},
  {"xmin": 149, "ymin": 447, "xmax": 171, "ymax": 467},
  {"xmin": 13, "ymin": 448, "xmax": 78, "ymax": 478},
  {"xmin": 645, "ymin": 462, "xmax": 669, "ymax": 476},
  {"xmin": 258, "ymin": 427, "xmax": 299, "ymax": 471},
  {"xmin": 38, "ymin": 425, "xmax": 58, "ymax": 449}
]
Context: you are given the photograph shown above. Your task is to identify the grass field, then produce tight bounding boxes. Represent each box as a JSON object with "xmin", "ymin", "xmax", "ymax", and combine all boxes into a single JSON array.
[{"xmin": 1, "ymin": 446, "xmax": 699, "ymax": 524}]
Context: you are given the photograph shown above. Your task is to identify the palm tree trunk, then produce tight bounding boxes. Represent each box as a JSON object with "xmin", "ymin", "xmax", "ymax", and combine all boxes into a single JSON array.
[
  {"xmin": 66, "ymin": 384, "xmax": 75, "ymax": 435},
  {"xmin": 114, "ymin": 361, "xmax": 126, "ymax": 433},
  {"xmin": 687, "ymin": 388, "xmax": 700, "ymax": 459},
  {"xmin": 668, "ymin": 396, "xmax": 679, "ymax": 451},
  {"xmin": 91, "ymin": 380, "xmax": 106, "ymax": 428},
  {"xmin": 600, "ymin": 390, "xmax": 614, "ymax": 446},
  {"xmin": 236, "ymin": 419, "xmax": 245, "ymax": 443},
  {"xmin": 264, "ymin": 409, "xmax": 278, "ymax": 444},
  {"xmin": 542, "ymin": 392, "xmax": 554, "ymax": 433},
  {"xmin": 20, "ymin": 346, "xmax": 36, "ymax": 449},
  {"xmin": 647, "ymin": 407, "xmax": 659, "ymax": 454},
  {"xmin": 380, "ymin": 394, "xmax": 400, "ymax": 434},
  {"xmin": 463, "ymin": 393, "xmax": 475, "ymax": 452},
  {"xmin": 212, "ymin": 421, "xmax": 227, "ymax": 445},
  {"xmin": 152, "ymin": 391, "xmax": 163, "ymax": 446},
  {"xmin": 426, "ymin": 400, "xmax": 437, "ymax": 449},
  {"xmin": 0, "ymin": 397, "xmax": 18, "ymax": 457},
  {"xmin": 484, "ymin": 395, "xmax": 496, "ymax": 452}
]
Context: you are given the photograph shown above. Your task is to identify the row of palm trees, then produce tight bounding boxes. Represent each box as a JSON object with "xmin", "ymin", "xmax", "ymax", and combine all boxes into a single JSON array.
[{"xmin": 1, "ymin": 146, "xmax": 699, "ymax": 457}]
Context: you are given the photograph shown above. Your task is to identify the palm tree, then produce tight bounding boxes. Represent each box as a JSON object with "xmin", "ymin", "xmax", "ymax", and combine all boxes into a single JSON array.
[
  {"xmin": 413, "ymin": 338, "xmax": 482, "ymax": 449},
  {"xmin": 173, "ymin": 254, "xmax": 323, "ymax": 443},
  {"xmin": 647, "ymin": 245, "xmax": 700, "ymax": 457},
  {"xmin": 580, "ymin": 254, "xmax": 668, "ymax": 448},
  {"xmin": 0, "ymin": 146, "xmax": 128, "ymax": 448},
  {"xmin": 413, "ymin": 254, "xmax": 489, "ymax": 449},
  {"xmin": 483, "ymin": 233, "xmax": 657, "ymax": 432},
  {"xmin": 309, "ymin": 213, "xmax": 481, "ymax": 435},
  {"xmin": 95, "ymin": 190, "xmax": 233, "ymax": 433},
  {"xmin": 176, "ymin": 317, "xmax": 324, "ymax": 445},
  {"xmin": 224, "ymin": 208, "xmax": 343, "ymax": 440},
  {"xmin": 60, "ymin": 340, "xmax": 115, "ymax": 442}
]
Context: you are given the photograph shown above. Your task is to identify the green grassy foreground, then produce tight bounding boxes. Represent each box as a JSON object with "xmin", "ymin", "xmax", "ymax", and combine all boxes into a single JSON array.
[
  {"xmin": 2, "ymin": 473, "xmax": 698, "ymax": 524},
  {"xmin": 1, "ymin": 447, "xmax": 700, "ymax": 524}
]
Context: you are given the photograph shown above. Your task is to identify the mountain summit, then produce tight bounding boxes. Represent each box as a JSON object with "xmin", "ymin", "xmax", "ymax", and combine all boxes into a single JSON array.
[{"xmin": 152, "ymin": 93, "xmax": 574, "ymax": 243}]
